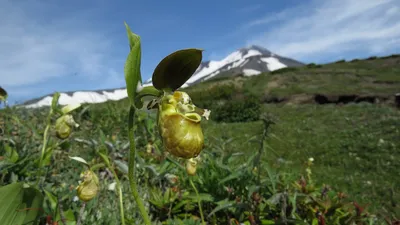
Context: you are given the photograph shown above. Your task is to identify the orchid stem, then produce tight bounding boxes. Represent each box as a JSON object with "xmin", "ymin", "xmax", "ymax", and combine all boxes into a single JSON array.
[
  {"xmin": 189, "ymin": 177, "xmax": 205, "ymax": 225},
  {"xmin": 128, "ymin": 106, "xmax": 151, "ymax": 225}
]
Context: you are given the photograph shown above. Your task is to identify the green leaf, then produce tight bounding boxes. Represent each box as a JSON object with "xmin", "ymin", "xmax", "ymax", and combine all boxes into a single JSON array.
[
  {"xmin": 207, "ymin": 199, "xmax": 236, "ymax": 218},
  {"xmin": 165, "ymin": 155, "xmax": 185, "ymax": 171},
  {"xmin": 0, "ymin": 183, "xmax": 44, "ymax": 225},
  {"xmin": 43, "ymin": 189, "xmax": 58, "ymax": 212},
  {"xmin": 260, "ymin": 220, "xmax": 276, "ymax": 224},
  {"xmin": 41, "ymin": 147, "xmax": 54, "ymax": 167},
  {"xmin": 114, "ymin": 160, "xmax": 128, "ymax": 174},
  {"xmin": 124, "ymin": 22, "xmax": 142, "ymax": 106},
  {"xmin": 51, "ymin": 92, "xmax": 60, "ymax": 111},
  {"xmin": 218, "ymin": 170, "xmax": 243, "ymax": 185},
  {"xmin": 152, "ymin": 48, "xmax": 203, "ymax": 91},
  {"xmin": 98, "ymin": 151, "xmax": 111, "ymax": 166},
  {"xmin": 63, "ymin": 209, "xmax": 76, "ymax": 225},
  {"xmin": 61, "ymin": 103, "xmax": 81, "ymax": 115},
  {"xmin": 90, "ymin": 163, "xmax": 106, "ymax": 171},
  {"xmin": 134, "ymin": 86, "xmax": 162, "ymax": 109},
  {"xmin": 68, "ymin": 156, "xmax": 89, "ymax": 166},
  {"xmin": 4, "ymin": 143, "xmax": 19, "ymax": 163},
  {"xmin": 183, "ymin": 193, "xmax": 213, "ymax": 202}
]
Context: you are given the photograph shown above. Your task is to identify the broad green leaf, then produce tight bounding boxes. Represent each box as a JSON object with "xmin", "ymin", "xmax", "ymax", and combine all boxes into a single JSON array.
[
  {"xmin": 152, "ymin": 48, "xmax": 203, "ymax": 91},
  {"xmin": 0, "ymin": 182, "xmax": 44, "ymax": 225},
  {"xmin": 69, "ymin": 156, "xmax": 89, "ymax": 166},
  {"xmin": 124, "ymin": 22, "xmax": 142, "ymax": 106},
  {"xmin": 63, "ymin": 209, "xmax": 76, "ymax": 225}
]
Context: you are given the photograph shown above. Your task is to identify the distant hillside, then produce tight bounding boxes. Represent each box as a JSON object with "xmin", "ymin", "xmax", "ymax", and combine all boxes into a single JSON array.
[
  {"xmin": 185, "ymin": 54, "xmax": 400, "ymax": 108},
  {"xmin": 19, "ymin": 53, "xmax": 400, "ymax": 108}
]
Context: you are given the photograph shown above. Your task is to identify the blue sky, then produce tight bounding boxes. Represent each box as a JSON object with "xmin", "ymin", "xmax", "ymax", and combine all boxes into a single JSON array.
[{"xmin": 1, "ymin": 0, "xmax": 400, "ymax": 105}]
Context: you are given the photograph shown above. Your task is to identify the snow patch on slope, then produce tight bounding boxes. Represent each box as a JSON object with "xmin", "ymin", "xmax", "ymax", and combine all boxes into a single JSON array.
[
  {"xmin": 186, "ymin": 61, "xmax": 222, "ymax": 83},
  {"xmin": 25, "ymin": 89, "xmax": 128, "ymax": 108},
  {"xmin": 260, "ymin": 57, "xmax": 287, "ymax": 71},
  {"xmin": 243, "ymin": 69, "xmax": 261, "ymax": 76},
  {"xmin": 243, "ymin": 49, "xmax": 262, "ymax": 58}
]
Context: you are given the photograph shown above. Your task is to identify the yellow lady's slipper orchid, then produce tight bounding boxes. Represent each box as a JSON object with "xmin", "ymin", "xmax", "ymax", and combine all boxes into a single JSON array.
[
  {"xmin": 55, "ymin": 114, "xmax": 79, "ymax": 139},
  {"xmin": 76, "ymin": 170, "xmax": 99, "ymax": 202},
  {"xmin": 157, "ymin": 91, "xmax": 210, "ymax": 159}
]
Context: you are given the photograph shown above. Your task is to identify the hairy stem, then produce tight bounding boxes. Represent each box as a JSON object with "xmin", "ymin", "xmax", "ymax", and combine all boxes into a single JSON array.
[
  {"xmin": 189, "ymin": 177, "xmax": 205, "ymax": 225},
  {"xmin": 128, "ymin": 106, "xmax": 151, "ymax": 225}
]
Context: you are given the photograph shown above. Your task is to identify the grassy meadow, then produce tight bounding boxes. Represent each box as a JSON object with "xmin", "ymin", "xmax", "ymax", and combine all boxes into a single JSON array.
[{"xmin": 1, "ymin": 55, "xmax": 400, "ymax": 224}]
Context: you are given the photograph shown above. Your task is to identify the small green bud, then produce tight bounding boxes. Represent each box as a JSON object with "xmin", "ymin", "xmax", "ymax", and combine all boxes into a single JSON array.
[{"xmin": 186, "ymin": 158, "xmax": 197, "ymax": 176}]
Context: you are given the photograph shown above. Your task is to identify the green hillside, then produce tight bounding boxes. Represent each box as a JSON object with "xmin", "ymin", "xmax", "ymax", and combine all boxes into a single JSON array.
[{"xmin": 1, "ymin": 54, "xmax": 399, "ymax": 224}]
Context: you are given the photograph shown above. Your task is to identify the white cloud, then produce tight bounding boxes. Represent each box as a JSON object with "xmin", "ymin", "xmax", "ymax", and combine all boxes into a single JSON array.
[
  {"xmin": 246, "ymin": 0, "xmax": 400, "ymax": 60},
  {"xmin": 0, "ymin": 0, "xmax": 119, "ymax": 87}
]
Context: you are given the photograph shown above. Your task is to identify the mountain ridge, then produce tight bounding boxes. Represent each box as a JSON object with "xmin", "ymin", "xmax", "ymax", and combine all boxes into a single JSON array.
[{"xmin": 21, "ymin": 45, "xmax": 304, "ymax": 108}]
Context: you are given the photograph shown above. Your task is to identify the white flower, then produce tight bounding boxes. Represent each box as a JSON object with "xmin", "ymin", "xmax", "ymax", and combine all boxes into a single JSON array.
[{"xmin": 108, "ymin": 182, "xmax": 116, "ymax": 191}]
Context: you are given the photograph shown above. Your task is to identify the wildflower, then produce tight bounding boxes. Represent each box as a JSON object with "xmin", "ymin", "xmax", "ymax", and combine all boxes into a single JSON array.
[
  {"xmin": 165, "ymin": 173, "xmax": 179, "ymax": 185},
  {"xmin": 146, "ymin": 141, "xmax": 155, "ymax": 154},
  {"xmin": 55, "ymin": 104, "xmax": 81, "ymax": 139},
  {"xmin": 76, "ymin": 170, "xmax": 99, "ymax": 202},
  {"xmin": 108, "ymin": 182, "xmax": 117, "ymax": 191},
  {"xmin": 158, "ymin": 91, "xmax": 209, "ymax": 159}
]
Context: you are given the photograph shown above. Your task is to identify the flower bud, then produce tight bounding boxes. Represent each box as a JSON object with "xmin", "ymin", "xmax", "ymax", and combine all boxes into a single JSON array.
[
  {"xmin": 76, "ymin": 170, "xmax": 99, "ymax": 202},
  {"xmin": 55, "ymin": 115, "xmax": 79, "ymax": 139},
  {"xmin": 146, "ymin": 141, "xmax": 154, "ymax": 154},
  {"xmin": 158, "ymin": 91, "xmax": 210, "ymax": 159},
  {"xmin": 186, "ymin": 158, "xmax": 197, "ymax": 176}
]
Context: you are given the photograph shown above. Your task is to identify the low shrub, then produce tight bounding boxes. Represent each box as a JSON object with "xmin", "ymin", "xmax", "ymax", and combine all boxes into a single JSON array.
[{"xmin": 211, "ymin": 95, "xmax": 261, "ymax": 123}]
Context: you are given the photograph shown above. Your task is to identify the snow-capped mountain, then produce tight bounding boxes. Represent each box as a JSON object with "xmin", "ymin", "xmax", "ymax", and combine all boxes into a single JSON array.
[
  {"xmin": 22, "ymin": 45, "xmax": 303, "ymax": 108},
  {"xmin": 144, "ymin": 45, "xmax": 304, "ymax": 87}
]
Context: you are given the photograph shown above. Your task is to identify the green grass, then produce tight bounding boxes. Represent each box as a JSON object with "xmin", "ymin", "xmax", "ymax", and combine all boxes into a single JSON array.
[
  {"xmin": 1, "ymin": 54, "xmax": 400, "ymax": 224},
  {"xmin": 200, "ymin": 103, "xmax": 400, "ymax": 216}
]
